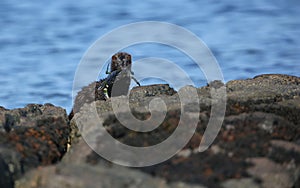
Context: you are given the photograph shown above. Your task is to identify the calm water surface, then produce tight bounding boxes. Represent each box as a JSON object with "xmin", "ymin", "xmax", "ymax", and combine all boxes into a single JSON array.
[{"xmin": 0, "ymin": 0, "xmax": 299, "ymax": 112}]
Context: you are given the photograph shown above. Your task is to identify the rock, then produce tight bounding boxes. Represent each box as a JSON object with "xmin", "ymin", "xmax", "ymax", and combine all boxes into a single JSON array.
[
  {"xmin": 0, "ymin": 155, "xmax": 14, "ymax": 188},
  {"xmin": 221, "ymin": 178, "xmax": 261, "ymax": 188},
  {"xmin": 69, "ymin": 81, "xmax": 106, "ymax": 119},
  {"xmin": 226, "ymin": 74, "xmax": 300, "ymax": 117},
  {"xmin": 70, "ymin": 83, "xmax": 176, "ymax": 117},
  {"xmin": 15, "ymin": 136, "xmax": 206, "ymax": 188},
  {"xmin": 15, "ymin": 163, "xmax": 202, "ymax": 188},
  {"xmin": 0, "ymin": 104, "xmax": 69, "ymax": 184},
  {"xmin": 130, "ymin": 84, "xmax": 177, "ymax": 98},
  {"xmin": 15, "ymin": 74, "xmax": 300, "ymax": 188},
  {"xmin": 247, "ymin": 157, "xmax": 298, "ymax": 188}
]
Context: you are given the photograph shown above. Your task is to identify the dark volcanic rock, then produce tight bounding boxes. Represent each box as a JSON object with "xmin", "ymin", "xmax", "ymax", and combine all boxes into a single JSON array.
[
  {"xmin": 0, "ymin": 104, "xmax": 69, "ymax": 184},
  {"xmin": 16, "ymin": 74, "xmax": 300, "ymax": 188},
  {"xmin": 70, "ymin": 81, "xmax": 106, "ymax": 119},
  {"xmin": 71, "ymin": 83, "xmax": 176, "ymax": 116},
  {"xmin": 130, "ymin": 84, "xmax": 177, "ymax": 98},
  {"xmin": 0, "ymin": 155, "xmax": 14, "ymax": 188}
]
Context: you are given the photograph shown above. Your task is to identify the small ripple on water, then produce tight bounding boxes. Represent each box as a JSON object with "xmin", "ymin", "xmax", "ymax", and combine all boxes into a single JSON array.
[
  {"xmin": 44, "ymin": 93, "xmax": 71, "ymax": 99},
  {"xmin": 29, "ymin": 81, "xmax": 54, "ymax": 88}
]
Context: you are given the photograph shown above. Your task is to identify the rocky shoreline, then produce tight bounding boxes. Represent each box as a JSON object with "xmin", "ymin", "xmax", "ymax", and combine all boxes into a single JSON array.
[{"xmin": 1, "ymin": 74, "xmax": 299, "ymax": 188}]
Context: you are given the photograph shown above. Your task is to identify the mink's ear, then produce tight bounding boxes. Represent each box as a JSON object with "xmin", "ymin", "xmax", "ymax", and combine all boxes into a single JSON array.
[
  {"xmin": 111, "ymin": 54, "xmax": 118, "ymax": 72},
  {"xmin": 126, "ymin": 54, "xmax": 132, "ymax": 67}
]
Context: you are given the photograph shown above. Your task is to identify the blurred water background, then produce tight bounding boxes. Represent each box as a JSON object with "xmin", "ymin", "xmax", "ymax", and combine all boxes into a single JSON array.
[{"xmin": 0, "ymin": 0, "xmax": 299, "ymax": 113}]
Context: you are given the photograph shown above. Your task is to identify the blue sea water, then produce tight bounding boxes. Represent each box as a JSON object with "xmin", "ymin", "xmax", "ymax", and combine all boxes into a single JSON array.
[{"xmin": 0, "ymin": 0, "xmax": 299, "ymax": 113}]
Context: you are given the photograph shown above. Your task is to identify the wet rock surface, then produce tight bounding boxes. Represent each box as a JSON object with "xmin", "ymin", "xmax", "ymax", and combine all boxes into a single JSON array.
[
  {"xmin": 4, "ymin": 74, "xmax": 300, "ymax": 188},
  {"xmin": 0, "ymin": 104, "xmax": 69, "ymax": 188}
]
